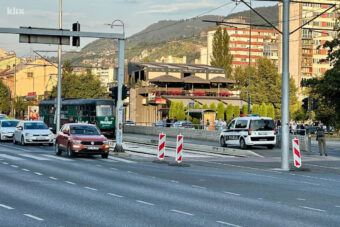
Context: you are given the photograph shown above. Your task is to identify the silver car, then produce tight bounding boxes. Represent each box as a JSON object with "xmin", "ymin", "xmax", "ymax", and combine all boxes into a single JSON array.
[
  {"xmin": 0, "ymin": 119, "xmax": 19, "ymax": 141},
  {"xmin": 13, "ymin": 121, "xmax": 55, "ymax": 146}
]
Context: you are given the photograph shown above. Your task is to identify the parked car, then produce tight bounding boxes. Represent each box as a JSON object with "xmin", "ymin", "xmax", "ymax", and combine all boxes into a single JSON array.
[
  {"xmin": 220, "ymin": 116, "xmax": 276, "ymax": 149},
  {"xmin": 171, "ymin": 121, "xmax": 195, "ymax": 129},
  {"xmin": 124, "ymin": 120, "xmax": 135, "ymax": 126},
  {"xmin": 153, "ymin": 120, "xmax": 166, "ymax": 127},
  {"xmin": 0, "ymin": 114, "xmax": 7, "ymax": 120},
  {"xmin": 0, "ymin": 119, "xmax": 19, "ymax": 141},
  {"xmin": 55, "ymin": 123, "xmax": 110, "ymax": 158},
  {"xmin": 13, "ymin": 121, "xmax": 55, "ymax": 146}
]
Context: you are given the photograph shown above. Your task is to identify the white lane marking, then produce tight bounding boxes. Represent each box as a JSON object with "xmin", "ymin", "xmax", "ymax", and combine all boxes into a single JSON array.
[
  {"xmin": 151, "ymin": 176, "xmax": 156, "ymax": 179},
  {"xmin": 2, "ymin": 162, "xmax": 8, "ymax": 164},
  {"xmin": 18, "ymin": 154, "xmax": 50, "ymax": 161},
  {"xmin": 49, "ymin": 176, "xmax": 58, "ymax": 180},
  {"xmin": 42, "ymin": 155, "xmax": 73, "ymax": 161},
  {"xmin": 224, "ymin": 191, "xmax": 240, "ymax": 196},
  {"xmin": 171, "ymin": 180, "xmax": 179, "ymax": 183},
  {"xmin": 170, "ymin": 209, "xmax": 193, "ymax": 216},
  {"xmin": 299, "ymin": 206, "xmax": 325, "ymax": 212},
  {"xmin": 0, "ymin": 154, "xmax": 23, "ymax": 160},
  {"xmin": 84, "ymin": 186, "xmax": 97, "ymax": 191},
  {"xmin": 297, "ymin": 198, "xmax": 306, "ymax": 201},
  {"xmin": 10, "ymin": 165, "xmax": 18, "ymax": 168},
  {"xmin": 0, "ymin": 204, "xmax": 14, "ymax": 210},
  {"xmin": 192, "ymin": 185, "xmax": 206, "ymax": 189},
  {"xmin": 305, "ymin": 163, "xmax": 340, "ymax": 170},
  {"xmin": 258, "ymin": 198, "xmax": 263, "ymax": 200},
  {"xmin": 110, "ymin": 167, "xmax": 118, "ymax": 170},
  {"xmin": 96, "ymin": 164, "xmax": 102, "ymax": 167},
  {"xmin": 22, "ymin": 168, "xmax": 30, "ymax": 172},
  {"xmin": 23, "ymin": 214, "xmax": 44, "ymax": 221},
  {"xmin": 136, "ymin": 200, "xmax": 154, "ymax": 206},
  {"xmin": 216, "ymin": 220, "xmax": 242, "ymax": 227},
  {"xmin": 0, "ymin": 144, "xmax": 30, "ymax": 151},
  {"xmin": 108, "ymin": 193, "xmax": 123, "ymax": 198},
  {"xmin": 335, "ymin": 205, "xmax": 340, "ymax": 208},
  {"xmin": 102, "ymin": 159, "xmax": 118, "ymax": 163},
  {"xmin": 34, "ymin": 172, "xmax": 43, "ymax": 176},
  {"xmin": 108, "ymin": 156, "xmax": 136, "ymax": 163},
  {"xmin": 127, "ymin": 171, "xmax": 136, "ymax": 174},
  {"xmin": 65, "ymin": 181, "xmax": 76, "ymax": 185}
]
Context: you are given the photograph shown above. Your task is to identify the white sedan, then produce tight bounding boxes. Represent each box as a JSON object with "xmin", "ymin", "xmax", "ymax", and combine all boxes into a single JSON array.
[
  {"xmin": 0, "ymin": 119, "xmax": 19, "ymax": 141},
  {"xmin": 13, "ymin": 121, "xmax": 55, "ymax": 146}
]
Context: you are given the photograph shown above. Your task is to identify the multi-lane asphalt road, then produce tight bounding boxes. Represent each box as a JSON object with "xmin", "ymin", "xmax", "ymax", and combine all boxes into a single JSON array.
[{"xmin": 1, "ymin": 141, "xmax": 340, "ymax": 226}]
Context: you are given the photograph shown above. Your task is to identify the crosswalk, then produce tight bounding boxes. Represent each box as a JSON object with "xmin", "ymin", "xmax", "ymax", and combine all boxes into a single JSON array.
[{"xmin": 0, "ymin": 153, "xmax": 137, "ymax": 164}]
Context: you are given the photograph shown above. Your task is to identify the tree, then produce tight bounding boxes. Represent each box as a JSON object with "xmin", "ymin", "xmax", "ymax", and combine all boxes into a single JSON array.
[
  {"xmin": 267, "ymin": 104, "xmax": 275, "ymax": 119},
  {"xmin": 0, "ymin": 80, "xmax": 11, "ymax": 114},
  {"xmin": 194, "ymin": 102, "xmax": 200, "ymax": 109},
  {"xmin": 169, "ymin": 101, "xmax": 177, "ymax": 119},
  {"xmin": 259, "ymin": 102, "xmax": 267, "ymax": 117},
  {"xmin": 210, "ymin": 27, "xmax": 233, "ymax": 77},
  {"xmin": 241, "ymin": 104, "xmax": 248, "ymax": 115},
  {"xmin": 226, "ymin": 104, "xmax": 233, "ymax": 122},
  {"xmin": 209, "ymin": 102, "xmax": 217, "ymax": 111},
  {"xmin": 177, "ymin": 101, "xmax": 186, "ymax": 120},
  {"xmin": 233, "ymin": 105, "xmax": 240, "ymax": 118},
  {"xmin": 202, "ymin": 103, "xmax": 209, "ymax": 109},
  {"xmin": 252, "ymin": 104, "xmax": 260, "ymax": 115},
  {"xmin": 217, "ymin": 102, "xmax": 225, "ymax": 120}
]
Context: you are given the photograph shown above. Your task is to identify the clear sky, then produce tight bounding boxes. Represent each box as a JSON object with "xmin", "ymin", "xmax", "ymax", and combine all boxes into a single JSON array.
[{"xmin": 0, "ymin": 0, "xmax": 276, "ymax": 57}]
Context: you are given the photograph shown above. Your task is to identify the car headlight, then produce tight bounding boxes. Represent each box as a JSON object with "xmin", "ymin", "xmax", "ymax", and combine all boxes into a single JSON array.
[
  {"xmin": 103, "ymin": 140, "xmax": 108, "ymax": 144},
  {"xmin": 25, "ymin": 133, "xmax": 33, "ymax": 137},
  {"xmin": 72, "ymin": 140, "xmax": 82, "ymax": 144},
  {"xmin": 48, "ymin": 133, "xmax": 54, "ymax": 137}
]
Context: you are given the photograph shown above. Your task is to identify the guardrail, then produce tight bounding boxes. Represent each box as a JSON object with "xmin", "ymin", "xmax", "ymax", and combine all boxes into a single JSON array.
[{"xmin": 129, "ymin": 122, "xmax": 226, "ymax": 131}]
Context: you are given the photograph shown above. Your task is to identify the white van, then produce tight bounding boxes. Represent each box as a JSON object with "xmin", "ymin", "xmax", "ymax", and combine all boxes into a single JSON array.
[{"xmin": 220, "ymin": 116, "xmax": 276, "ymax": 149}]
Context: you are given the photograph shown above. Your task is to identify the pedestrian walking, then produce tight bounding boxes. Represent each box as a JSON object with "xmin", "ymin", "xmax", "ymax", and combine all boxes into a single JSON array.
[
  {"xmin": 316, "ymin": 122, "xmax": 327, "ymax": 156},
  {"xmin": 291, "ymin": 121, "xmax": 297, "ymax": 135},
  {"xmin": 206, "ymin": 119, "xmax": 210, "ymax": 130}
]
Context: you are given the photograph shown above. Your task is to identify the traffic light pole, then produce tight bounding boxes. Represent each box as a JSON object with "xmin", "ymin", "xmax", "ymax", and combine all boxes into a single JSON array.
[
  {"xmin": 114, "ymin": 38, "xmax": 125, "ymax": 152},
  {"xmin": 56, "ymin": 0, "xmax": 62, "ymax": 134}
]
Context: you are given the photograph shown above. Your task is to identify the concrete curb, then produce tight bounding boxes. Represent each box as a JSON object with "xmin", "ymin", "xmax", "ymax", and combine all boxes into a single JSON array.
[{"xmin": 123, "ymin": 136, "xmax": 262, "ymax": 158}]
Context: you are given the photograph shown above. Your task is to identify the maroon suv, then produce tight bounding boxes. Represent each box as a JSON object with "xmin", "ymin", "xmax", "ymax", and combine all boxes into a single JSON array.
[{"xmin": 55, "ymin": 123, "xmax": 110, "ymax": 158}]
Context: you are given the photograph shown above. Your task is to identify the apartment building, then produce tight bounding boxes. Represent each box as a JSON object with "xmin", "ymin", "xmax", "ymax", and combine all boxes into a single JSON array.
[
  {"xmin": 200, "ymin": 26, "xmax": 279, "ymax": 71},
  {"xmin": 278, "ymin": 0, "xmax": 339, "ymax": 96}
]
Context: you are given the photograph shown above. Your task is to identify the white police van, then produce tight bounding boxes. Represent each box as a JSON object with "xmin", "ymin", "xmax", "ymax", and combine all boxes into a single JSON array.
[{"xmin": 220, "ymin": 116, "xmax": 276, "ymax": 149}]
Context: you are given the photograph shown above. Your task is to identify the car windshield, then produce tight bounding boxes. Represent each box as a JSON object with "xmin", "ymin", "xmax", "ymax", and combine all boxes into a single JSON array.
[
  {"xmin": 250, "ymin": 119, "xmax": 275, "ymax": 131},
  {"xmin": 0, "ymin": 115, "xmax": 6, "ymax": 120},
  {"xmin": 96, "ymin": 105, "xmax": 113, "ymax": 117},
  {"xmin": 1, "ymin": 121, "xmax": 19, "ymax": 127},
  {"xmin": 24, "ymin": 122, "xmax": 48, "ymax": 130},
  {"xmin": 70, "ymin": 125, "xmax": 100, "ymax": 135}
]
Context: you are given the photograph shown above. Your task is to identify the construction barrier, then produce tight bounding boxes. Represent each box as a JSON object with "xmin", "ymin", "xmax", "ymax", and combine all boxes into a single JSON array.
[
  {"xmin": 292, "ymin": 139, "xmax": 301, "ymax": 168},
  {"xmin": 158, "ymin": 133, "xmax": 166, "ymax": 160},
  {"xmin": 176, "ymin": 134, "xmax": 183, "ymax": 163}
]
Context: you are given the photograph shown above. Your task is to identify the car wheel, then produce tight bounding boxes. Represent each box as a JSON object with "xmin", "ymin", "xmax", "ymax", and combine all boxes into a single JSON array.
[
  {"xmin": 67, "ymin": 144, "xmax": 74, "ymax": 158},
  {"xmin": 240, "ymin": 138, "xmax": 247, "ymax": 150},
  {"xmin": 21, "ymin": 136, "xmax": 26, "ymax": 146},
  {"xmin": 101, "ymin": 153, "xmax": 109, "ymax": 159},
  {"xmin": 55, "ymin": 143, "xmax": 62, "ymax": 156},
  {"xmin": 0, "ymin": 133, "xmax": 2, "ymax": 142},
  {"xmin": 220, "ymin": 136, "xmax": 227, "ymax": 147},
  {"xmin": 267, "ymin": 145, "xmax": 274, "ymax": 149},
  {"xmin": 48, "ymin": 143, "xmax": 53, "ymax": 146}
]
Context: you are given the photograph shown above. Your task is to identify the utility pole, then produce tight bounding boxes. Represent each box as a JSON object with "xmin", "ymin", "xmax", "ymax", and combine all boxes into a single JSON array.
[
  {"xmin": 247, "ymin": 0, "xmax": 252, "ymax": 114},
  {"xmin": 281, "ymin": 0, "xmax": 290, "ymax": 171},
  {"xmin": 56, "ymin": 0, "xmax": 62, "ymax": 133}
]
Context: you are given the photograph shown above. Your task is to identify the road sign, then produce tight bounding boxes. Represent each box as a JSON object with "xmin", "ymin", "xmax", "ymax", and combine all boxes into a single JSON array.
[
  {"xmin": 176, "ymin": 134, "xmax": 183, "ymax": 163},
  {"xmin": 158, "ymin": 133, "xmax": 166, "ymax": 160},
  {"xmin": 292, "ymin": 139, "xmax": 301, "ymax": 168},
  {"xmin": 19, "ymin": 27, "xmax": 70, "ymax": 45}
]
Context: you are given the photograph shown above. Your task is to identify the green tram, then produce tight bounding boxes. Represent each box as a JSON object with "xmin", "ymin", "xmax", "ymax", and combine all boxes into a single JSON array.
[{"xmin": 39, "ymin": 99, "xmax": 115, "ymax": 137}]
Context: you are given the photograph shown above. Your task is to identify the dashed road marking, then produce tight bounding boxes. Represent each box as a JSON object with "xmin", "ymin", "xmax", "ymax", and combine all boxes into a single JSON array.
[
  {"xmin": 10, "ymin": 165, "xmax": 18, "ymax": 168},
  {"xmin": 0, "ymin": 154, "xmax": 23, "ymax": 160},
  {"xmin": 110, "ymin": 167, "xmax": 118, "ymax": 170},
  {"xmin": 84, "ymin": 186, "xmax": 97, "ymax": 191},
  {"xmin": 34, "ymin": 172, "xmax": 43, "ymax": 176},
  {"xmin": 0, "ymin": 204, "xmax": 14, "ymax": 210},
  {"xmin": 22, "ymin": 168, "xmax": 29, "ymax": 172},
  {"xmin": 171, "ymin": 180, "xmax": 179, "ymax": 183},
  {"xmin": 297, "ymin": 198, "xmax": 306, "ymax": 201},
  {"xmin": 108, "ymin": 156, "xmax": 136, "ymax": 163},
  {"xmin": 108, "ymin": 193, "xmax": 123, "ymax": 198},
  {"xmin": 170, "ymin": 209, "xmax": 193, "ymax": 216},
  {"xmin": 23, "ymin": 214, "xmax": 44, "ymax": 221},
  {"xmin": 127, "ymin": 171, "xmax": 135, "ymax": 174},
  {"xmin": 42, "ymin": 155, "xmax": 73, "ymax": 161},
  {"xmin": 96, "ymin": 164, "xmax": 102, "ymax": 167},
  {"xmin": 299, "ymin": 206, "xmax": 325, "ymax": 212},
  {"xmin": 2, "ymin": 162, "xmax": 8, "ymax": 164},
  {"xmin": 192, "ymin": 185, "xmax": 206, "ymax": 189},
  {"xmin": 18, "ymin": 154, "xmax": 50, "ymax": 161},
  {"xmin": 136, "ymin": 200, "xmax": 154, "ymax": 206},
  {"xmin": 65, "ymin": 181, "xmax": 76, "ymax": 185},
  {"xmin": 224, "ymin": 191, "xmax": 240, "ymax": 196},
  {"xmin": 335, "ymin": 205, "xmax": 340, "ymax": 208},
  {"xmin": 49, "ymin": 176, "xmax": 58, "ymax": 180},
  {"xmin": 216, "ymin": 220, "xmax": 242, "ymax": 227}
]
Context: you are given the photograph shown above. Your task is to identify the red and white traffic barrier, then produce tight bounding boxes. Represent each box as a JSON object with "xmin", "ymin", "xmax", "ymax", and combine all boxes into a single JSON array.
[
  {"xmin": 292, "ymin": 139, "xmax": 302, "ymax": 168},
  {"xmin": 176, "ymin": 134, "xmax": 183, "ymax": 163},
  {"xmin": 158, "ymin": 133, "xmax": 166, "ymax": 160}
]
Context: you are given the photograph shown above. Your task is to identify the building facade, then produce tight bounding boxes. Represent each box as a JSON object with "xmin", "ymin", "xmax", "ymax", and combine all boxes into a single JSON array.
[{"xmin": 278, "ymin": 0, "xmax": 339, "ymax": 96}]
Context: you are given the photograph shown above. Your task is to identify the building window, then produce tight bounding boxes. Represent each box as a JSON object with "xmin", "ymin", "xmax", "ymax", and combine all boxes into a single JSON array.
[{"xmin": 27, "ymin": 72, "xmax": 33, "ymax": 78}]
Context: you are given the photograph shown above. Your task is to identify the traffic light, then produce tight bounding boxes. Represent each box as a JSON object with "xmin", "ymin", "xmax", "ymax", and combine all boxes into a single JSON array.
[
  {"xmin": 72, "ymin": 22, "xmax": 80, "ymax": 47},
  {"xmin": 302, "ymin": 97, "xmax": 308, "ymax": 111},
  {"xmin": 109, "ymin": 86, "xmax": 117, "ymax": 101},
  {"xmin": 312, "ymin": 98, "xmax": 319, "ymax": 110},
  {"xmin": 122, "ymin": 85, "xmax": 130, "ymax": 100},
  {"xmin": 109, "ymin": 85, "xmax": 130, "ymax": 102}
]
